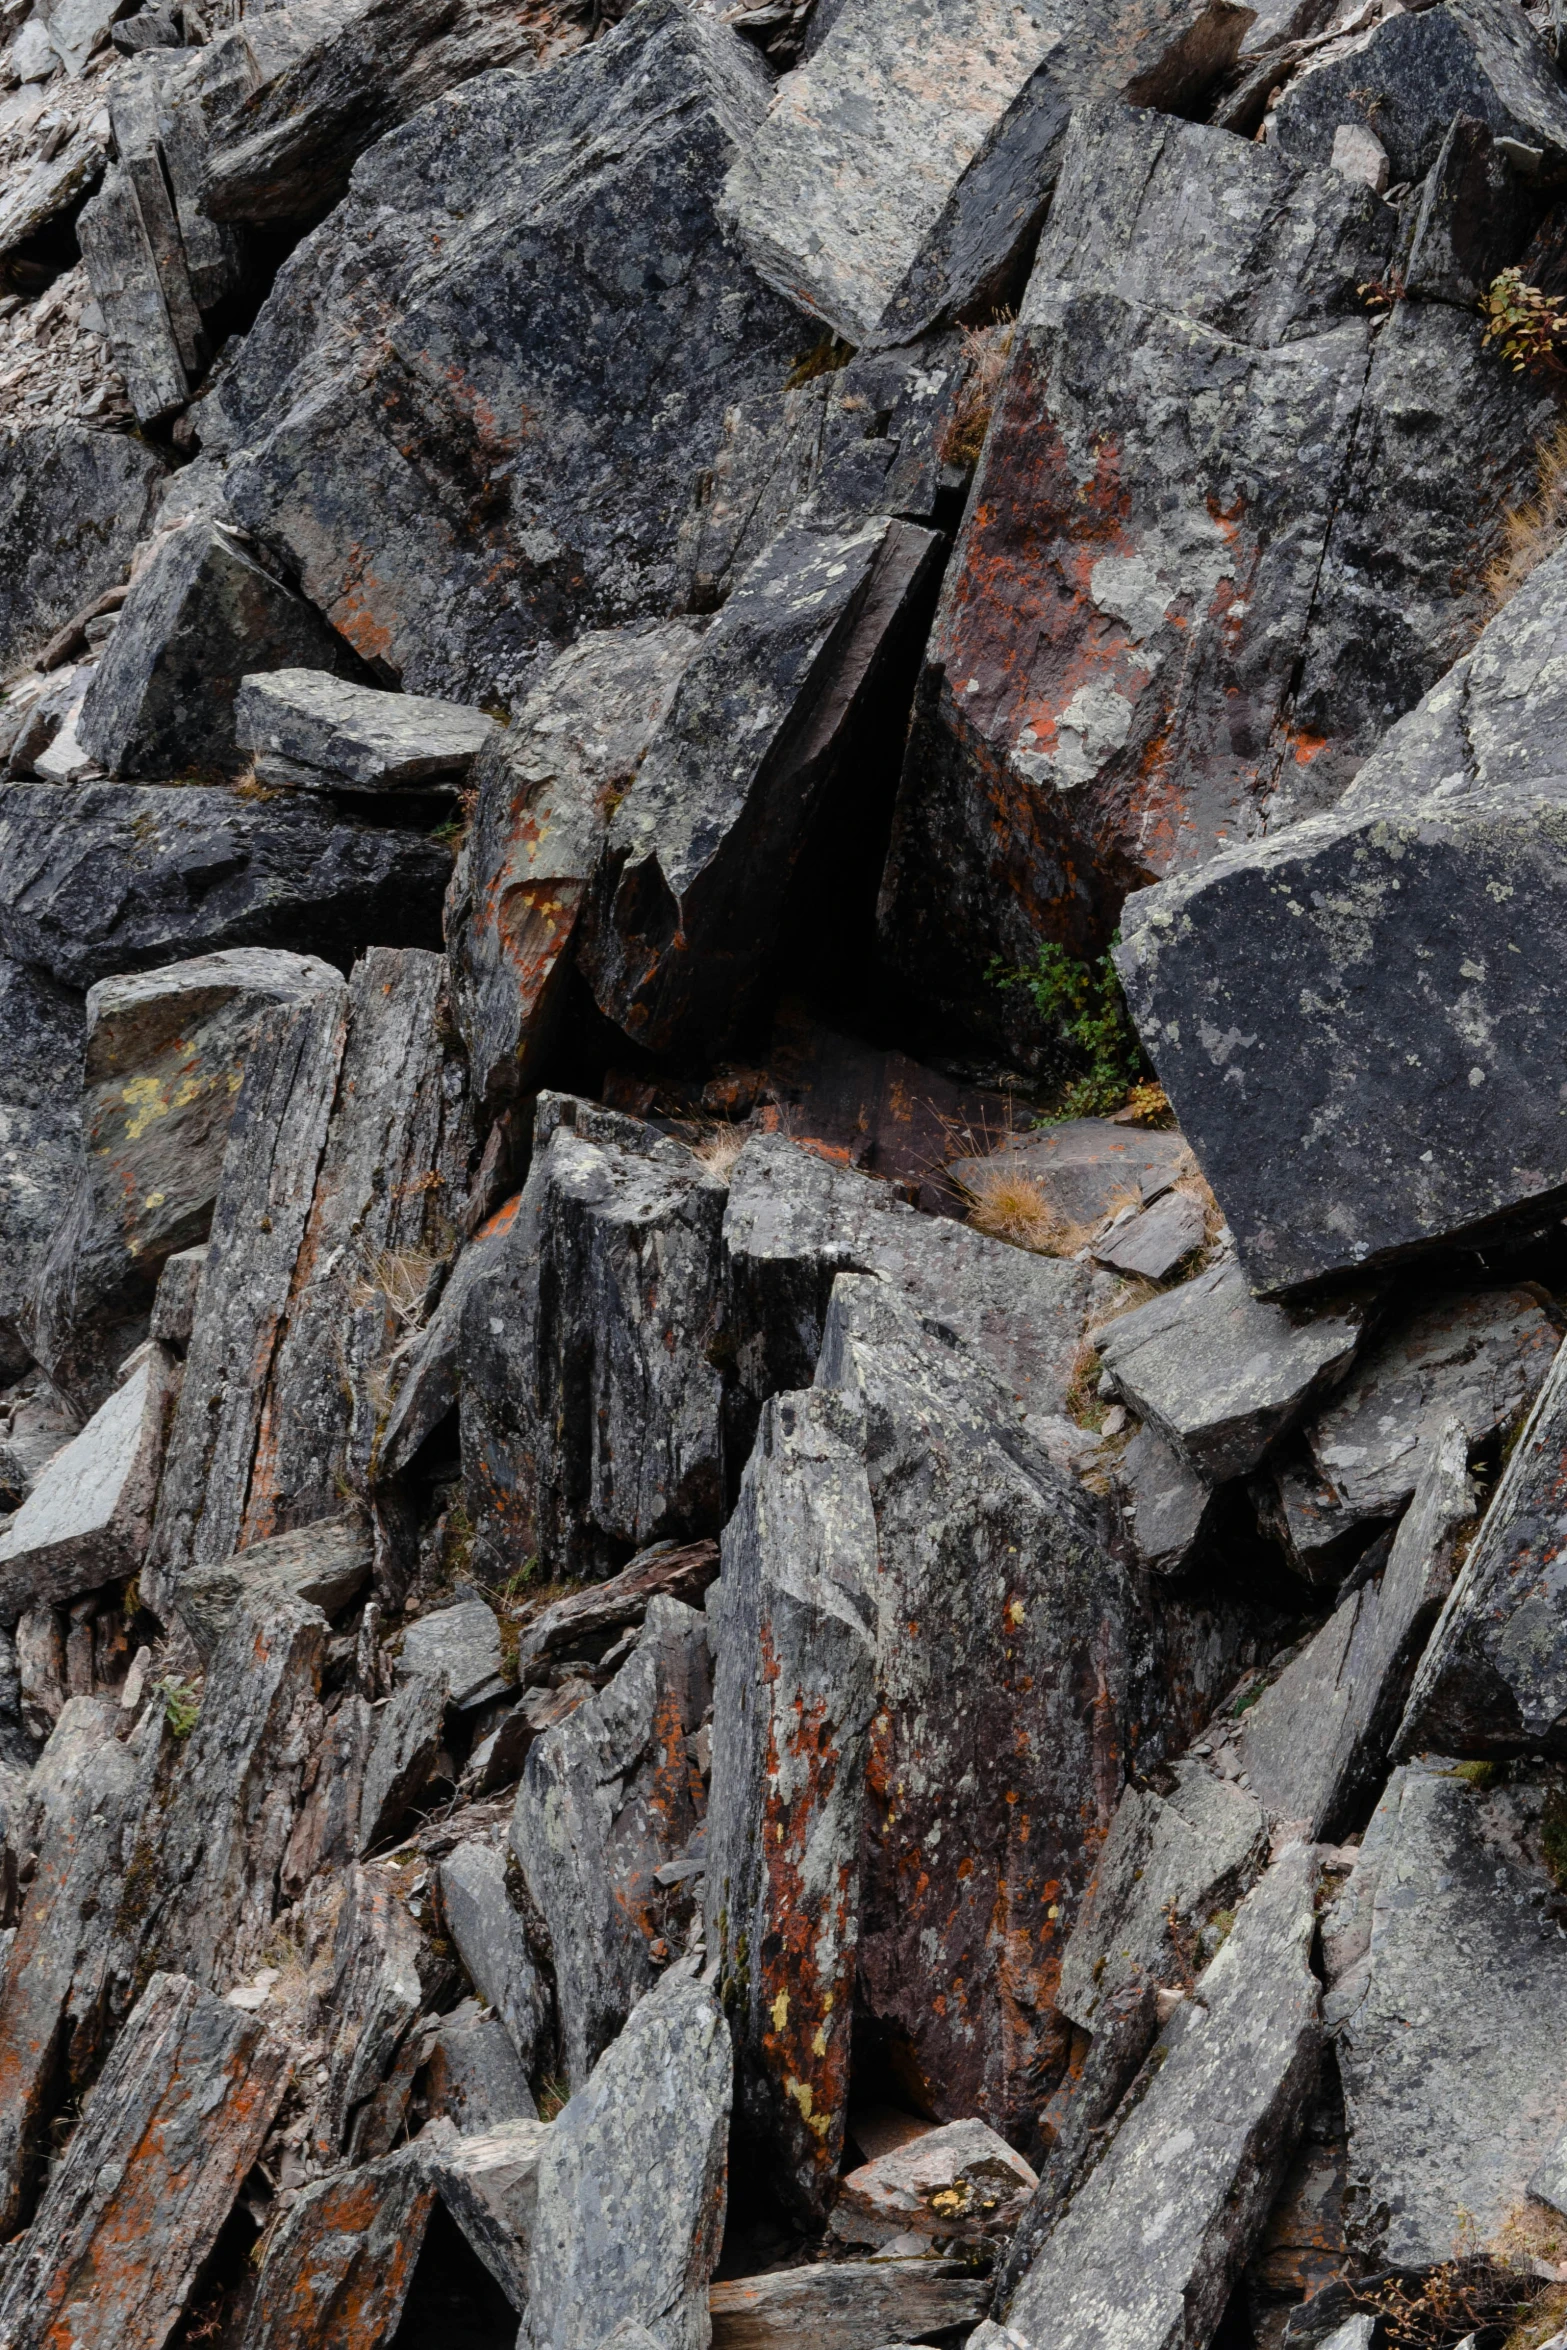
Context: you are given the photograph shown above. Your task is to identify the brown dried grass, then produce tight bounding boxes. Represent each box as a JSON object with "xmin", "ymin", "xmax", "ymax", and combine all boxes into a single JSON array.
[
  {"xmin": 1488, "ymin": 419, "xmax": 1567, "ymax": 609},
  {"xmin": 941, "ymin": 312, "xmax": 1017, "ymax": 470}
]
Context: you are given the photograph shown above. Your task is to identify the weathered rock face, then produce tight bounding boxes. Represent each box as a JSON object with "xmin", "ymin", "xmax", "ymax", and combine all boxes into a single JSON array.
[
  {"xmin": 242, "ymin": 2140, "xmax": 437, "ymax": 2350},
  {"xmin": 0, "ymin": 956, "xmax": 85, "ymax": 1379},
  {"xmin": 438, "ymin": 1837, "xmax": 548, "ymax": 2075},
  {"xmin": 214, "ymin": 0, "xmax": 805, "ymax": 711},
  {"xmin": 236, "ymin": 667, "xmax": 495, "ymax": 793},
  {"xmin": 28, "ymin": 947, "xmax": 341, "ymax": 1406},
  {"xmin": 1117, "ymin": 541, "xmax": 1567, "ymax": 1294},
  {"xmin": 176, "ymin": 1510, "xmax": 372, "ymax": 1661},
  {"xmin": 1327, "ymin": 1759, "xmax": 1567, "ymax": 2268},
  {"xmin": 447, "ymin": 622, "xmax": 702, "ymax": 1120},
  {"xmin": 580, "ymin": 511, "xmax": 941, "ymax": 1058},
  {"xmin": 0, "ymin": 424, "xmax": 163, "ymax": 670},
  {"xmin": 722, "ymin": 0, "xmax": 1255, "ymax": 347},
  {"xmin": 0, "ymin": 1344, "xmax": 173, "ymax": 1625}
]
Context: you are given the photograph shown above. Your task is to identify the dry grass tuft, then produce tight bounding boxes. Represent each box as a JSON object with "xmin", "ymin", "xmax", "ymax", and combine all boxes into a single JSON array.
[
  {"xmin": 958, "ymin": 1156, "xmax": 1072, "ymax": 1253},
  {"xmin": 691, "ymin": 1125, "xmax": 750, "ymax": 1185},
  {"xmin": 941, "ymin": 312, "xmax": 1017, "ymax": 471},
  {"xmin": 1488, "ymin": 419, "xmax": 1567, "ymax": 609},
  {"xmin": 354, "ymin": 1246, "xmax": 442, "ymax": 1331}
]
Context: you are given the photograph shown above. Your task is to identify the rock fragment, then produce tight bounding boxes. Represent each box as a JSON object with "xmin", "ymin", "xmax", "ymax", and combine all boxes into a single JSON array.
[
  {"xmin": 241, "ymin": 2140, "xmax": 436, "ymax": 2350},
  {"xmin": 438, "ymin": 1837, "xmax": 549, "ymax": 2071},
  {"xmin": 828, "ymin": 2116, "xmax": 1036, "ymax": 2248},
  {"xmin": 0, "ymin": 955, "xmax": 85, "ymax": 1377},
  {"xmin": 401, "ymin": 1598, "xmax": 506, "ymax": 1711},
  {"xmin": 0, "ymin": 1343, "xmax": 173, "ymax": 1623},
  {"xmin": 422, "ymin": 2113, "xmax": 548, "ymax": 2310},
  {"xmin": 0, "ymin": 423, "xmax": 163, "ymax": 671},
  {"xmin": 176, "ymin": 1510, "xmax": 372, "ymax": 1661},
  {"xmin": 236, "ymin": 667, "xmax": 495, "ymax": 792},
  {"xmin": 707, "ymin": 2260, "xmax": 988, "ymax": 2348},
  {"xmin": 425, "ymin": 2000, "xmax": 537, "ymax": 2134},
  {"xmin": 359, "ymin": 1668, "xmax": 447, "ymax": 1853}
]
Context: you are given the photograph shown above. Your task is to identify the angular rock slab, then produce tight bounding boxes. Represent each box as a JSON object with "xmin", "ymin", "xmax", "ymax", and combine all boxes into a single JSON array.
[
  {"xmin": 829, "ymin": 2116, "xmax": 1035, "ymax": 2247},
  {"xmin": 358, "ymin": 1667, "xmax": 447, "ymax": 1852},
  {"xmin": 424, "ymin": 2000, "xmax": 537, "ymax": 2135},
  {"xmin": 708, "ymin": 2261, "xmax": 988, "ymax": 2348},
  {"xmin": 511, "ymin": 1596, "xmax": 710, "ymax": 2088},
  {"xmin": 423, "ymin": 2114, "xmax": 548, "ymax": 2310},
  {"xmin": 76, "ymin": 517, "xmax": 369, "ymax": 781},
  {"xmin": 216, "ymin": 0, "xmax": 803, "ymax": 711},
  {"xmin": 236, "ymin": 666, "xmax": 495, "ymax": 791},
  {"xmin": 0, "ymin": 956, "xmax": 85, "ymax": 1377},
  {"xmin": 448, "ymin": 621, "xmax": 700, "ymax": 1119},
  {"xmin": 176, "ymin": 1509, "xmax": 372, "ymax": 1661},
  {"xmin": 0, "ymin": 1343, "xmax": 173, "ymax": 1625},
  {"xmin": 0, "ymin": 783, "xmax": 451, "ymax": 992},
  {"xmin": 722, "ymin": 0, "xmax": 1254, "ymax": 347},
  {"xmin": 523, "ymin": 1960, "xmax": 731, "ymax": 2350},
  {"xmin": 241, "ymin": 2141, "xmax": 436, "ymax": 2350},
  {"xmin": 1096, "ymin": 1257, "xmax": 1368, "ymax": 1483},
  {"xmin": 29, "ymin": 946, "xmax": 340, "ymax": 1406},
  {"xmin": 1117, "ymin": 540, "xmax": 1567, "ymax": 1293},
  {"xmin": 438, "ymin": 1836, "xmax": 549, "ymax": 2070},
  {"xmin": 0, "ymin": 423, "xmax": 164, "ymax": 671},
  {"xmin": 76, "ymin": 159, "xmax": 199, "ymax": 429},
  {"xmin": 878, "ymin": 101, "xmax": 1395, "ymax": 1046},
  {"xmin": 1329, "ymin": 1760, "xmax": 1567, "ymax": 2267},
  {"xmin": 705, "ymin": 1384, "xmax": 877, "ymax": 2220},
  {"xmin": 0, "ymin": 1970, "xmax": 290, "ymax": 2350},
  {"xmin": 463, "ymin": 1097, "xmax": 726, "ymax": 1581},
  {"xmin": 401, "ymin": 1597, "xmax": 506, "ymax": 1710},
  {"xmin": 581, "ymin": 512, "xmax": 941, "ymax": 1058},
  {"xmin": 994, "ymin": 1844, "xmax": 1321, "ymax": 2350}
]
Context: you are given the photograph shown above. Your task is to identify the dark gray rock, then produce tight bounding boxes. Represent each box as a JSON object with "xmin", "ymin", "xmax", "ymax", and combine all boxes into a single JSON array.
[
  {"xmin": 511, "ymin": 1596, "xmax": 710, "ymax": 2089},
  {"xmin": 514, "ymin": 1538, "xmax": 721, "ymax": 1688},
  {"xmin": 0, "ymin": 131, "xmax": 103, "ymax": 256},
  {"xmin": 708, "ymin": 2261, "xmax": 989, "ymax": 2348},
  {"xmin": 522, "ymin": 1959, "xmax": 731, "ymax": 2350},
  {"xmin": 438, "ymin": 1836, "xmax": 549, "ymax": 2070},
  {"xmin": 176, "ymin": 1510, "xmax": 373, "ymax": 1661},
  {"xmin": 359, "ymin": 1668, "xmax": 447, "ymax": 1852},
  {"xmin": 705, "ymin": 1383, "xmax": 877, "ymax": 2221},
  {"xmin": 1271, "ymin": 0, "xmax": 1567, "ymax": 183},
  {"xmin": 149, "ymin": 1242, "xmax": 207, "ymax": 1348},
  {"xmin": 315, "ymin": 1860, "xmax": 429, "ymax": 2165},
  {"xmin": 28, "ymin": 946, "xmax": 340, "ymax": 1407},
  {"xmin": 213, "ymin": 0, "xmax": 804, "ymax": 711},
  {"xmin": 1092, "ymin": 1188, "xmax": 1207, "ymax": 1280},
  {"xmin": 377, "ymin": 1193, "xmax": 519, "ymax": 1482},
  {"xmin": 241, "ymin": 2139, "xmax": 437, "ymax": 2350},
  {"xmin": 580, "ymin": 512, "xmax": 941, "ymax": 1058},
  {"xmin": 947, "ymin": 1119, "xmax": 1193, "ymax": 1230},
  {"xmin": 1116, "ymin": 540, "xmax": 1567, "ymax": 1295},
  {"xmin": 236, "ymin": 666, "xmax": 495, "ymax": 791},
  {"xmin": 0, "ymin": 1969, "xmax": 290, "ymax": 2350},
  {"xmin": 448, "ymin": 622, "xmax": 700, "ymax": 1120},
  {"xmin": 0, "ymin": 782, "xmax": 451, "ymax": 990},
  {"xmin": 1402, "ymin": 111, "xmax": 1540, "ymax": 306},
  {"xmin": 76, "ymin": 517, "xmax": 369, "ymax": 781},
  {"xmin": 76, "ymin": 157, "xmax": 201, "ymax": 427},
  {"xmin": 424, "ymin": 2113, "xmax": 548, "ymax": 2309},
  {"xmin": 986, "ymin": 1844, "xmax": 1321, "ymax": 2350},
  {"xmin": 1115, "ymin": 1421, "xmax": 1216, "ymax": 1575},
  {"xmin": 463, "ymin": 1097, "xmax": 726, "ymax": 1582},
  {"xmin": 0, "ymin": 955, "xmax": 84, "ymax": 1378},
  {"xmin": 425, "ymin": 1999, "xmax": 538, "ymax": 2134},
  {"xmin": 1327, "ymin": 1759, "xmax": 1567, "ymax": 2266},
  {"xmin": 401, "ymin": 1598, "xmax": 506, "ymax": 1710},
  {"xmin": 0, "ymin": 424, "xmax": 163, "ymax": 670},
  {"xmin": 722, "ymin": 0, "xmax": 1255, "ymax": 347},
  {"xmin": 0, "ymin": 1344, "xmax": 174, "ymax": 1625},
  {"xmin": 1096, "ymin": 1258, "xmax": 1369, "ymax": 1483}
]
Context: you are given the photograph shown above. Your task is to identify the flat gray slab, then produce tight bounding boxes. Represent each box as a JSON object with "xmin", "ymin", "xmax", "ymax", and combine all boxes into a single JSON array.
[
  {"xmin": 947, "ymin": 1118, "xmax": 1191, "ymax": 1233},
  {"xmin": 0, "ymin": 1344, "xmax": 172, "ymax": 1623},
  {"xmin": 401, "ymin": 1597, "xmax": 508, "ymax": 1710},
  {"xmin": 178, "ymin": 1509, "xmax": 372, "ymax": 1659},
  {"xmin": 438, "ymin": 1837, "xmax": 549, "ymax": 2071},
  {"xmin": 236, "ymin": 667, "xmax": 495, "ymax": 789},
  {"xmin": 1094, "ymin": 1188, "xmax": 1206, "ymax": 1281},
  {"xmin": 708, "ymin": 2259, "xmax": 988, "ymax": 2347},
  {"xmin": 1114, "ymin": 1421, "xmax": 1214, "ymax": 1576}
]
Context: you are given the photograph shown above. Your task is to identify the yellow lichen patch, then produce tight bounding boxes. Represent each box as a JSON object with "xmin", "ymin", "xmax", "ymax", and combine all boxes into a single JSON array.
[
  {"xmin": 770, "ymin": 1988, "xmax": 789, "ymax": 2032},
  {"xmin": 120, "ymin": 1076, "xmax": 172, "ymax": 1141}
]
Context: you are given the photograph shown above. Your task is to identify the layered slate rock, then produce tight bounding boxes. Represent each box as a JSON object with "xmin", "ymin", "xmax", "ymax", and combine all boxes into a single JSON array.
[
  {"xmin": 175, "ymin": 1509, "xmax": 372, "ymax": 1661},
  {"xmin": 0, "ymin": 1970, "xmax": 290, "ymax": 2350},
  {"xmin": 522, "ymin": 1960, "xmax": 731, "ymax": 2350},
  {"xmin": 878, "ymin": 101, "xmax": 1396, "ymax": 1046},
  {"xmin": 358, "ymin": 1668, "xmax": 447, "ymax": 1852},
  {"xmin": 511, "ymin": 1596, "xmax": 711, "ymax": 2088},
  {"xmin": 77, "ymin": 155, "xmax": 204, "ymax": 427},
  {"xmin": 989, "ymin": 1845, "xmax": 1321, "ymax": 2350},
  {"xmin": 448, "ymin": 622, "xmax": 701, "ymax": 1119},
  {"xmin": 1328, "ymin": 1760, "xmax": 1567, "ymax": 2267},
  {"xmin": 463, "ymin": 1098, "xmax": 726, "ymax": 1581},
  {"xmin": 0, "ymin": 423, "xmax": 163, "ymax": 670},
  {"xmin": 0, "ymin": 783, "xmax": 450, "ymax": 990},
  {"xmin": 513, "ymin": 1538, "xmax": 721, "ymax": 1686},
  {"xmin": 215, "ymin": 0, "xmax": 804, "ymax": 710},
  {"xmin": 705, "ymin": 1384, "xmax": 877, "ymax": 2221},
  {"xmin": 425, "ymin": 2003, "xmax": 537, "ymax": 2135},
  {"xmin": 76, "ymin": 517, "xmax": 369, "ymax": 781},
  {"xmin": 708, "ymin": 2262, "xmax": 988, "ymax": 2347},
  {"xmin": 0, "ymin": 1344, "xmax": 173, "ymax": 1623},
  {"xmin": 829, "ymin": 2117, "xmax": 1036, "ymax": 2248},
  {"xmin": 236, "ymin": 667, "xmax": 495, "ymax": 792},
  {"xmin": 721, "ymin": 0, "xmax": 1254, "ymax": 347},
  {"xmin": 437, "ymin": 1837, "xmax": 548, "ymax": 2074},
  {"xmin": 401, "ymin": 1598, "xmax": 506, "ymax": 1710},
  {"xmin": 580, "ymin": 512, "xmax": 940, "ymax": 1058},
  {"xmin": 242, "ymin": 2140, "xmax": 437, "ymax": 2350},
  {"xmin": 422, "ymin": 2114, "xmax": 548, "ymax": 2309},
  {"xmin": 1117, "ymin": 541, "xmax": 1567, "ymax": 1294},
  {"xmin": 29, "ymin": 947, "xmax": 340, "ymax": 1406},
  {"xmin": 1096, "ymin": 1257, "xmax": 1368, "ymax": 1483},
  {"xmin": 0, "ymin": 956, "xmax": 85, "ymax": 1377}
]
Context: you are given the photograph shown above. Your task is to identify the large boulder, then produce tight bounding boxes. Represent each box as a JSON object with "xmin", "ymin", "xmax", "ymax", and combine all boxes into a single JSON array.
[
  {"xmin": 1116, "ymin": 539, "xmax": 1567, "ymax": 1294},
  {"xmin": 212, "ymin": 0, "xmax": 806, "ymax": 711}
]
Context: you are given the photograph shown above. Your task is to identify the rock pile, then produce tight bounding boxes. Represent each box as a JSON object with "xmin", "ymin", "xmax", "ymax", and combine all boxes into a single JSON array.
[{"xmin": 1, "ymin": 0, "xmax": 1567, "ymax": 2345}]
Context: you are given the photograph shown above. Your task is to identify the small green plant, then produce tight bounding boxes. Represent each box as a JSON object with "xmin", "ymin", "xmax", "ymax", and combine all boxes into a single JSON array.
[
  {"xmin": 1482, "ymin": 268, "xmax": 1567, "ymax": 379},
  {"xmin": 784, "ymin": 332, "xmax": 853, "ymax": 390},
  {"xmin": 1451, "ymin": 1758, "xmax": 1497, "ymax": 1787},
  {"xmin": 536, "ymin": 2074, "xmax": 570, "ymax": 2122},
  {"xmin": 154, "ymin": 1676, "xmax": 200, "ymax": 1739},
  {"xmin": 990, "ymin": 936, "xmax": 1151, "ymax": 1120}
]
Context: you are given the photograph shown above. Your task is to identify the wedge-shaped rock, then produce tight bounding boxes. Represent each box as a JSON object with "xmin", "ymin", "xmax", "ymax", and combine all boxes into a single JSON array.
[
  {"xmin": 1094, "ymin": 1187, "xmax": 1205, "ymax": 1281},
  {"xmin": 448, "ymin": 623, "xmax": 700, "ymax": 1119},
  {"xmin": 438, "ymin": 1837, "xmax": 549, "ymax": 2070},
  {"xmin": 215, "ymin": 1, "xmax": 802, "ymax": 710},
  {"xmin": 0, "ymin": 132, "xmax": 103, "ymax": 259},
  {"xmin": 76, "ymin": 161, "xmax": 197, "ymax": 427},
  {"xmin": 236, "ymin": 668, "xmax": 494, "ymax": 791},
  {"xmin": 829, "ymin": 2116, "xmax": 1036, "ymax": 2248},
  {"xmin": 515, "ymin": 1538, "xmax": 721, "ymax": 1686},
  {"xmin": 1329, "ymin": 1760, "xmax": 1567, "ymax": 2267},
  {"xmin": 0, "ymin": 1970, "xmax": 289, "ymax": 2348},
  {"xmin": 1271, "ymin": 0, "xmax": 1567, "ymax": 182},
  {"xmin": 1056, "ymin": 1760, "xmax": 1266, "ymax": 2030},
  {"xmin": 402, "ymin": 1598, "xmax": 506, "ymax": 1709},
  {"xmin": 0, "ymin": 423, "xmax": 163, "ymax": 671},
  {"xmin": 1096, "ymin": 1258, "xmax": 1368, "ymax": 1483},
  {"xmin": 242, "ymin": 2140, "xmax": 436, "ymax": 2350},
  {"xmin": 512, "ymin": 1597, "xmax": 710, "ymax": 2088},
  {"xmin": 358, "ymin": 1668, "xmax": 447, "ymax": 1853},
  {"xmin": 464, "ymin": 1098, "xmax": 725, "ymax": 1581},
  {"xmin": 523, "ymin": 1961, "xmax": 731, "ymax": 2350},
  {"xmin": 77, "ymin": 518, "xmax": 368, "ymax": 781},
  {"xmin": 723, "ymin": 1132, "xmax": 1088, "ymax": 1417},
  {"xmin": 878, "ymin": 102, "xmax": 1395, "ymax": 1047},
  {"xmin": 1237, "ymin": 1423, "xmax": 1473, "ymax": 1839},
  {"xmin": 377, "ymin": 1194, "xmax": 520, "ymax": 1481},
  {"xmin": 316, "ymin": 1862, "xmax": 428, "ymax": 2165},
  {"xmin": 722, "ymin": 0, "xmax": 1254, "ymax": 347},
  {"xmin": 0, "ymin": 956, "xmax": 84, "ymax": 1377},
  {"xmin": 991, "ymin": 1844, "xmax": 1321, "ymax": 2350},
  {"xmin": 708, "ymin": 2261, "xmax": 988, "ymax": 2348},
  {"xmin": 581, "ymin": 513, "xmax": 940, "ymax": 1058},
  {"xmin": 1117, "ymin": 541, "xmax": 1567, "ymax": 1293},
  {"xmin": 1401, "ymin": 1330, "xmax": 1567, "ymax": 1757},
  {"xmin": 1115, "ymin": 1421, "xmax": 1216, "ymax": 1576},
  {"xmin": 0, "ymin": 784, "xmax": 449, "ymax": 991},
  {"xmin": 705, "ymin": 1385, "xmax": 876, "ymax": 2221},
  {"xmin": 29, "ymin": 947, "xmax": 340, "ymax": 1406},
  {"xmin": 425, "ymin": 2000, "xmax": 537, "ymax": 2134},
  {"xmin": 424, "ymin": 2114, "xmax": 548, "ymax": 2311},
  {"xmin": 1301, "ymin": 1287, "xmax": 1556, "ymax": 1527},
  {"xmin": 0, "ymin": 1344, "xmax": 173, "ymax": 1625},
  {"xmin": 177, "ymin": 1510, "xmax": 372, "ymax": 1660}
]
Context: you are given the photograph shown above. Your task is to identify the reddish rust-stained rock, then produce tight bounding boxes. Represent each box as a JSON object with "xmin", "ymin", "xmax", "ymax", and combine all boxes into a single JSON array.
[
  {"xmin": 241, "ymin": 2140, "xmax": 437, "ymax": 2350},
  {"xmin": 0, "ymin": 1970, "xmax": 290, "ymax": 2350}
]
